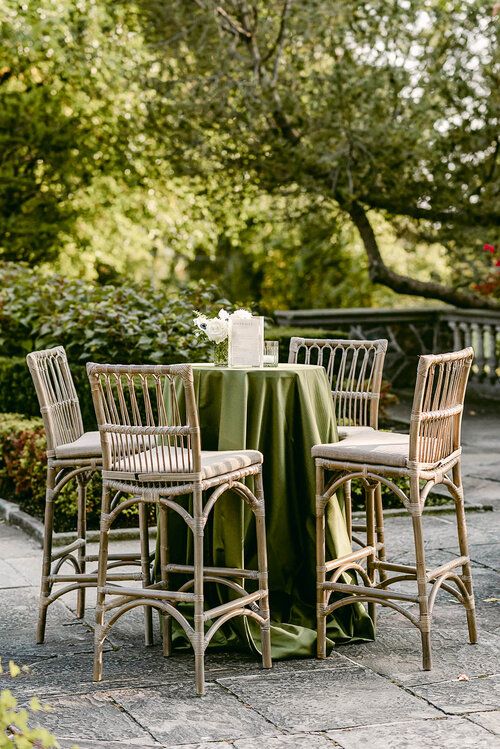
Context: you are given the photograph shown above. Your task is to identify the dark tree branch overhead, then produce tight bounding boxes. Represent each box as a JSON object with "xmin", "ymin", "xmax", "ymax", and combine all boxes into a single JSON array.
[
  {"xmin": 364, "ymin": 193, "xmax": 500, "ymax": 227},
  {"xmin": 271, "ymin": 0, "xmax": 293, "ymax": 84},
  {"xmin": 347, "ymin": 201, "xmax": 500, "ymax": 310}
]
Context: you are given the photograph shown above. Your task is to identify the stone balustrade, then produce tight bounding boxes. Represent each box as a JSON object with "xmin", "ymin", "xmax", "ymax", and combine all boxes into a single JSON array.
[{"xmin": 274, "ymin": 307, "xmax": 500, "ymax": 397}]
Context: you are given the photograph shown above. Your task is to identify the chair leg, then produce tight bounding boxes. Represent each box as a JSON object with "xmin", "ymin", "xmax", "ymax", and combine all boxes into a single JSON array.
[
  {"xmin": 255, "ymin": 470, "xmax": 272, "ymax": 669},
  {"xmin": 76, "ymin": 474, "xmax": 88, "ymax": 620},
  {"xmin": 159, "ymin": 502, "xmax": 172, "ymax": 656},
  {"xmin": 452, "ymin": 462, "xmax": 477, "ymax": 644},
  {"xmin": 193, "ymin": 487, "xmax": 205, "ymax": 696},
  {"xmin": 344, "ymin": 479, "xmax": 352, "ymax": 543},
  {"xmin": 374, "ymin": 482, "xmax": 387, "ymax": 583},
  {"xmin": 94, "ymin": 487, "xmax": 111, "ymax": 682},
  {"xmin": 316, "ymin": 464, "xmax": 327, "ymax": 659},
  {"xmin": 411, "ymin": 494, "xmax": 432, "ymax": 671},
  {"xmin": 139, "ymin": 501, "xmax": 154, "ymax": 647},
  {"xmin": 366, "ymin": 482, "xmax": 377, "ymax": 628},
  {"xmin": 37, "ymin": 465, "xmax": 56, "ymax": 644}
]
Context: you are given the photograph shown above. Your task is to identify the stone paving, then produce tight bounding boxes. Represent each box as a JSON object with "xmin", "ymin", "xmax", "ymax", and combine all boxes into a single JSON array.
[{"xmin": 0, "ymin": 402, "xmax": 499, "ymax": 748}]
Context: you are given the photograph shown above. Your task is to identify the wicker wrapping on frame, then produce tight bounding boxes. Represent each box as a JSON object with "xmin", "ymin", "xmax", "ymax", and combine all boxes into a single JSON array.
[
  {"xmin": 26, "ymin": 346, "xmax": 142, "ymax": 642},
  {"xmin": 290, "ymin": 337, "xmax": 388, "ymax": 559},
  {"xmin": 289, "ymin": 337, "xmax": 388, "ymax": 428},
  {"xmin": 86, "ymin": 362, "xmax": 272, "ymax": 696},
  {"xmin": 314, "ymin": 347, "xmax": 477, "ymax": 671}
]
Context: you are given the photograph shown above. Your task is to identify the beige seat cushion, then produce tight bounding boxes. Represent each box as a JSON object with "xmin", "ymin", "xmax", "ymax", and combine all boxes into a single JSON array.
[
  {"xmin": 337, "ymin": 425, "xmax": 375, "ymax": 439},
  {"xmin": 114, "ymin": 447, "xmax": 263, "ymax": 480},
  {"xmin": 55, "ymin": 431, "xmax": 101, "ymax": 459},
  {"xmin": 312, "ymin": 431, "xmax": 410, "ymax": 468}
]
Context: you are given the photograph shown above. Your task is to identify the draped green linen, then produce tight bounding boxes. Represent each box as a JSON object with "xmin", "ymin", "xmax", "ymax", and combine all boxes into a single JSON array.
[{"xmin": 167, "ymin": 363, "xmax": 374, "ymax": 658}]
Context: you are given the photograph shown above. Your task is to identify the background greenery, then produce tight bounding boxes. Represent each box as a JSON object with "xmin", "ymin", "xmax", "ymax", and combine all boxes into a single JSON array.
[{"xmin": 1, "ymin": 1, "xmax": 498, "ymax": 310}]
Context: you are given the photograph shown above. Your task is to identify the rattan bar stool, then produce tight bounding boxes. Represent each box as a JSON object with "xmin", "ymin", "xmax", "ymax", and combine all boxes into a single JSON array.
[
  {"xmin": 87, "ymin": 362, "xmax": 272, "ymax": 696},
  {"xmin": 313, "ymin": 347, "xmax": 477, "ymax": 669},
  {"xmin": 289, "ymin": 337, "xmax": 388, "ymax": 564},
  {"xmin": 27, "ymin": 346, "xmax": 146, "ymax": 643}
]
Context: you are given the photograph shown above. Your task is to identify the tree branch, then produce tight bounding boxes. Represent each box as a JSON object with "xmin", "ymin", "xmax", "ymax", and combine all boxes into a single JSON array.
[
  {"xmin": 362, "ymin": 193, "xmax": 500, "ymax": 227},
  {"xmin": 271, "ymin": 0, "xmax": 293, "ymax": 84},
  {"xmin": 215, "ymin": 5, "xmax": 251, "ymax": 39},
  {"xmin": 347, "ymin": 201, "xmax": 500, "ymax": 310}
]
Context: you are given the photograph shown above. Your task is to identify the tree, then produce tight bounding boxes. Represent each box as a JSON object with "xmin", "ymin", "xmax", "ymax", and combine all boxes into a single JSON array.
[
  {"xmin": 140, "ymin": 0, "xmax": 500, "ymax": 308},
  {"xmin": 0, "ymin": 0, "xmax": 151, "ymax": 265}
]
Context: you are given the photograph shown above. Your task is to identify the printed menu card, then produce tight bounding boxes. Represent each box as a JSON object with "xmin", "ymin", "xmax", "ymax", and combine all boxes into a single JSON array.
[{"xmin": 229, "ymin": 316, "xmax": 264, "ymax": 367}]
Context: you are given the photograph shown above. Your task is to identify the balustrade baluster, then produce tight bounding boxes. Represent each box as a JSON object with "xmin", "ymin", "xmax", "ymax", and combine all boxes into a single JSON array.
[
  {"xmin": 448, "ymin": 321, "xmax": 461, "ymax": 352},
  {"xmin": 470, "ymin": 323, "xmax": 484, "ymax": 381},
  {"xmin": 486, "ymin": 325, "xmax": 497, "ymax": 384}
]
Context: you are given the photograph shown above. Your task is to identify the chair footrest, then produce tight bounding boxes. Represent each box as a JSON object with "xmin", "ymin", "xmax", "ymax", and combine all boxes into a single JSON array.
[
  {"xmin": 373, "ymin": 558, "xmax": 469, "ymax": 583},
  {"xmin": 204, "ymin": 591, "xmax": 264, "ymax": 621},
  {"xmin": 324, "ymin": 546, "xmax": 375, "ymax": 572},
  {"xmin": 426, "ymin": 556, "xmax": 469, "ymax": 582},
  {"xmin": 85, "ymin": 552, "xmax": 145, "ymax": 562},
  {"xmin": 164, "ymin": 564, "xmax": 260, "ymax": 580},
  {"xmin": 321, "ymin": 581, "xmax": 418, "ymax": 602},
  {"xmin": 51, "ymin": 539, "xmax": 85, "ymax": 561},
  {"xmin": 352, "ymin": 523, "xmax": 367, "ymax": 532},
  {"xmin": 103, "ymin": 584, "xmax": 195, "ymax": 603},
  {"xmin": 47, "ymin": 572, "xmax": 143, "ymax": 584}
]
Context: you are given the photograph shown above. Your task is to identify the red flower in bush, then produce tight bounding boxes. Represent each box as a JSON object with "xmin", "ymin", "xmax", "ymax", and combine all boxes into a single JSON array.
[{"xmin": 483, "ymin": 243, "xmax": 496, "ymax": 253}]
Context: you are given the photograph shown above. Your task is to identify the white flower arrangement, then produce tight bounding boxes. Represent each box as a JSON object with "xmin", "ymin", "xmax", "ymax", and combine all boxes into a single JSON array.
[{"xmin": 194, "ymin": 308, "xmax": 252, "ymax": 343}]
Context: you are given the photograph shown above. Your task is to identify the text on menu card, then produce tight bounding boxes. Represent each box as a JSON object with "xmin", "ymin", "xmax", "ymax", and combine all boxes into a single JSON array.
[{"xmin": 228, "ymin": 316, "xmax": 264, "ymax": 367}]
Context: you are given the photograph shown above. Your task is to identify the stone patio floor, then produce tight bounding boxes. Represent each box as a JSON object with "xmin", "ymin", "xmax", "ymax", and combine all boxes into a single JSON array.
[{"xmin": 1, "ymin": 401, "xmax": 499, "ymax": 748}]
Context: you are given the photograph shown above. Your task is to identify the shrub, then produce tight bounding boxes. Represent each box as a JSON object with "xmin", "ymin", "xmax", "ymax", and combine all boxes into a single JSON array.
[
  {"xmin": 0, "ymin": 358, "xmax": 39, "ymax": 419},
  {"xmin": 0, "ymin": 262, "xmax": 228, "ymax": 364},
  {"xmin": 0, "ymin": 413, "xmax": 142, "ymax": 533},
  {"xmin": 0, "ymin": 660, "xmax": 64, "ymax": 749},
  {"xmin": 0, "ymin": 261, "xmax": 235, "ymax": 425}
]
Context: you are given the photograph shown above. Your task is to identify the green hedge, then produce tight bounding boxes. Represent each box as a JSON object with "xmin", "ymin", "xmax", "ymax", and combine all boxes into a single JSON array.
[
  {"xmin": 0, "ymin": 356, "xmax": 99, "ymax": 429},
  {"xmin": 0, "ymin": 413, "xmax": 143, "ymax": 532},
  {"xmin": 0, "ymin": 357, "xmax": 38, "ymax": 418},
  {"xmin": 0, "ymin": 262, "xmax": 227, "ymax": 363}
]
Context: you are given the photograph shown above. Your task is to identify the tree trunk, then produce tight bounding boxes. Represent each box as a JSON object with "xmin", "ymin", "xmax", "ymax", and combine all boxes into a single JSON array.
[{"xmin": 347, "ymin": 201, "xmax": 500, "ymax": 311}]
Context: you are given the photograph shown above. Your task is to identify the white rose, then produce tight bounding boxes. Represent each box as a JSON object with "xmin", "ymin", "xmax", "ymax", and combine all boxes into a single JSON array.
[
  {"xmin": 218, "ymin": 309, "xmax": 230, "ymax": 320},
  {"xmin": 231, "ymin": 309, "xmax": 252, "ymax": 319},
  {"xmin": 205, "ymin": 317, "xmax": 229, "ymax": 343}
]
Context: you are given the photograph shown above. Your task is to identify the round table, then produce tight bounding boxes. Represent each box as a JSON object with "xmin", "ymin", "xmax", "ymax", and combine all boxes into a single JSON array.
[{"xmin": 169, "ymin": 363, "xmax": 373, "ymax": 658}]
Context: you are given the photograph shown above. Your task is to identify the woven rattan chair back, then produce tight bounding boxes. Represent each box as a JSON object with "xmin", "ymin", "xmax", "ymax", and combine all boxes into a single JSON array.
[
  {"xmin": 289, "ymin": 337, "xmax": 387, "ymax": 428},
  {"xmin": 409, "ymin": 347, "xmax": 474, "ymax": 468},
  {"xmin": 87, "ymin": 363, "xmax": 202, "ymax": 477},
  {"xmin": 26, "ymin": 346, "xmax": 84, "ymax": 455}
]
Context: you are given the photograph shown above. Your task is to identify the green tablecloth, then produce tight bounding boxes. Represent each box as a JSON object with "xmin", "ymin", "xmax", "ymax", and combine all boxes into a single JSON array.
[{"xmin": 167, "ymin": 363, "xmax": 374, "ymax": 658}]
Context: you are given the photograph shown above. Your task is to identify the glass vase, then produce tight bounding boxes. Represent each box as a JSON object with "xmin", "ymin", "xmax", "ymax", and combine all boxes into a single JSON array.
[{"xmin": 212, "ymin": 338, "xmax": 229, "ymax": 366}]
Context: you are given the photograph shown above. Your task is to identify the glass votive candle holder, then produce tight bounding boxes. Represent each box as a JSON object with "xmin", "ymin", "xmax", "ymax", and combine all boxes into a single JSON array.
[{"xmin": 263, "ymin": 341, "xmax": 279, "ymax": 367}]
